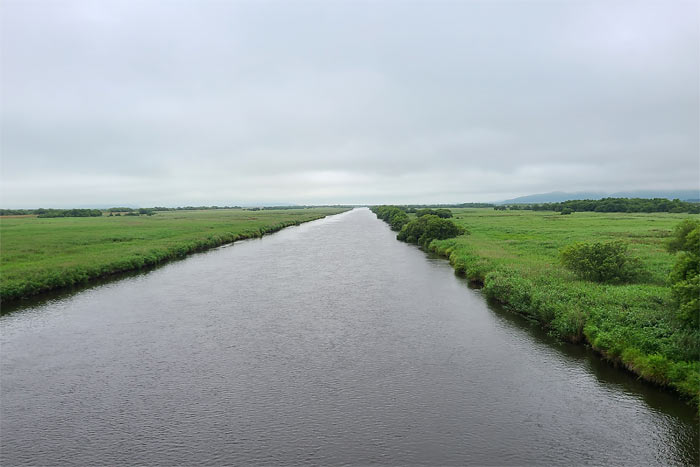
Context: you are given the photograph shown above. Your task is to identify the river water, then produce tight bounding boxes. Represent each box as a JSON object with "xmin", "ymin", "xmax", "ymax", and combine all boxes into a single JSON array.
[{"xmin": 1, "ymin": 208, "xmax": 697, "ymax": 465}]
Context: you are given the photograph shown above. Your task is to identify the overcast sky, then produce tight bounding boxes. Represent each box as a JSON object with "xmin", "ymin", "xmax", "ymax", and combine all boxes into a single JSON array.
[{"xmin": 1, "ymin": 0, "xmax": 698, "ymax": 207}]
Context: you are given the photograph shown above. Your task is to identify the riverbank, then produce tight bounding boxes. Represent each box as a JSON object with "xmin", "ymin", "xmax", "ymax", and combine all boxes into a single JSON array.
[
  {"xmin": 0, "ymin": 207, "xmax": 349, "ymax": 303},
  {"xmin": 377, "ymin": 208, "xmax": 700, "ymax": 406}
]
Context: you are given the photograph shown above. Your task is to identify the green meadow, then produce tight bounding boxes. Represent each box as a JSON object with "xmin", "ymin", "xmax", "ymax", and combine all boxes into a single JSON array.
[
  {"xmin": 427, "ymin": 209, "xmax": 700, "ymax": 404},
  {"xmin": 0, "ymin": 207, "xmax": 348, "ymax": 302}
]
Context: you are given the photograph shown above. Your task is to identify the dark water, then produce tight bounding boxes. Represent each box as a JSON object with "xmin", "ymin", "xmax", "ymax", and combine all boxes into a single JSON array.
[{"xmin": 1, "ymin": 208, "xmax": 697, "ymax": 466}]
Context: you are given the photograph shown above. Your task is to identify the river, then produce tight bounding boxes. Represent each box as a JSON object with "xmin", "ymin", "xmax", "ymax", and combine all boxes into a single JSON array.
[{"xmin": 1, "ymin": 208, "xmax": 697, "ymax": 465}]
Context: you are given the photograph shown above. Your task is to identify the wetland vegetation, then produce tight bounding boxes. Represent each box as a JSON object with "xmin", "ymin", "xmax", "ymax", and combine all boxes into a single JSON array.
[
  {"xmin": 0, "ymin": 207, "xmax": 349, "ymax": 303},
  {"xmin": 373, "ymin": 206, "xmax": 700, "ymax": 405}
]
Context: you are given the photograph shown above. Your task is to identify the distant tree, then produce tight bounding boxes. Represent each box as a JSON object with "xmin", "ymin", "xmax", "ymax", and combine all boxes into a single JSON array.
[
  {"xmin": 416, "ymin": 208, "xmax": 453, "ymax": 218},
  {"xmin": 516, "ymin": 197, "xmax": 699, "ymax": 214},
  {"xmin": 37, "ymin": 209, "xmax": 102, "ymax": 218},
  {"xmin": 108, "ymin": 207, "xmax": 134, "ymax": 212}
]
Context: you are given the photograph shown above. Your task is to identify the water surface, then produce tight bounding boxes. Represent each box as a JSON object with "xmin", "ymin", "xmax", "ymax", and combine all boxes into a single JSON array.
[{"xmin": 1, "ymin": 208, "xmax": 697, "ymax": 465}]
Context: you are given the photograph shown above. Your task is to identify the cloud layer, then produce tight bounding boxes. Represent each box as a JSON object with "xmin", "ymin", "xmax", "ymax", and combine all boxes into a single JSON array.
[{"xmin": 2, "ymin": 0, "xmax": 698, "ymax": 206}]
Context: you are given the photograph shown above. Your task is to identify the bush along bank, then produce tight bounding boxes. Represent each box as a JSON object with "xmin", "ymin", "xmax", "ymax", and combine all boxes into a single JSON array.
[
  {"xmin": 372, "ymin": 205, "xmax": 411, "ymax": 231},
  {"xmin": 396, "ymin": 214, "xmax": 465, "ymax": 247},
  {"xmin": 372, "ymin": 207, "xmax": 700, "ymax": 406},
  {"xmin": 1, "ymin": 216, "xmax": 331, "ymax": 303},
  {"xmin": 371, "ymin": 206, "xmax": 465, "ymax": 247}
]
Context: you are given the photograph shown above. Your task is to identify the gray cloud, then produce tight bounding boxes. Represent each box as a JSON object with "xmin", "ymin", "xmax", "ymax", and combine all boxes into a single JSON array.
[{"xmin": 1, "ymin": 0, "xmax": 698, "ymax": 207}]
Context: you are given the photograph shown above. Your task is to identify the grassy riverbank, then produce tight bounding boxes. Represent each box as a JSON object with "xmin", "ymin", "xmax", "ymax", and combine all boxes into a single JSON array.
[
  {"xmin": 1, "ymin": 207, "xmax": 349, "ymax": 302},
  {"xmin": 388, "ymin": 208, "xmax": 699, "ymax": 405}
]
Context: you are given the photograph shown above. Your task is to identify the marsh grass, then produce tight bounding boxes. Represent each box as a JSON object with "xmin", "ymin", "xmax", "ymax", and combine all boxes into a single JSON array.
[
  {"xmin": 428, "ymin": 209, "xmax": 700, "ymax": 405},
  {"xmin": 0, "ymin": 208, "xmax": 348, "ymax": 302}
]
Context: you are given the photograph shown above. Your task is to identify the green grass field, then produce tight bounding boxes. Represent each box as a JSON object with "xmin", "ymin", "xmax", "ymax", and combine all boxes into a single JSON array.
[
  {"xmin": 0, "ymin": 207, "xmax": 349, "ymax": 302},
  {"xmin": 427, "ymin": 209, "xmax": 700, "ymax": 404}
]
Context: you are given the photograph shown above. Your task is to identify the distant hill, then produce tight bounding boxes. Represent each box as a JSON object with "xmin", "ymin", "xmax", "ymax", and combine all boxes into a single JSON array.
[{"xmin": 499, "ymin": 190, "xmax": 700, "ymax": 204}]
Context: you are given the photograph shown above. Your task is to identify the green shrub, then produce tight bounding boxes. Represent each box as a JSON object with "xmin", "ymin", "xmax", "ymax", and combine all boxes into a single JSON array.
[
  {"xmin": 561, "ymin": 208, "xmax": 573, "ymax": 215},
  {"xmin": 666, "ymin": 219, "xmax": 700, "ymax": 253},
  {"xmin": 371, "ymin": 205, "xmax": 411, "ymax": 231},
  {"xmin": 667, "ymin": 220, "xmax": 700, "ymax": 328},
  {"xmin": 390, "ymin": 211, "xmax": 410, "ymax": 230},
  {"xmin": 397, "ymin": 214, "xmax": 465, "ymax": 247},
  {"xmin": 560, "ymin": 240, "xmax": 644, "ymax": 283}
]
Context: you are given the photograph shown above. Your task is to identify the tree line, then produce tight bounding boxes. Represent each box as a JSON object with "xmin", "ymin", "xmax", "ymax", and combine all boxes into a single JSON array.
[
  {"xmin": 149, "ymin": 206, "xmax": 242, "ymax": 211},
  {"xmin": 245, "ymin": 205, "xmax": 353, "ymax": 211},
  {"xmin": 496, "ymin": 197, "xmax": 700, "ymax": 214},
  {"xmin": 0, "ymin": 206, "xmax": 245, "ymax": 217},
  {"xmin": 36, "ymin": 209, "xmax": 103, "ymax": 218},
  {"xmin": 1, "ymin": 204, "xmax": 355, "ymax": 218}
]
